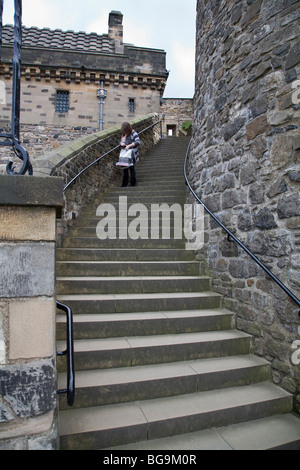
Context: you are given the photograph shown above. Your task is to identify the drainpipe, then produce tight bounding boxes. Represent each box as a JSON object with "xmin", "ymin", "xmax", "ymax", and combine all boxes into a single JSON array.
[{"xmin": 97, "ymin": 82, "xmax": 107, "ymax": 131}]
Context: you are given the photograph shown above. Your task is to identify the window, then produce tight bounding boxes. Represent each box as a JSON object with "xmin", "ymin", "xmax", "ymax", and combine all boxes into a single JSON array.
[
  {"xmin": 129, "ymin": 98, "xmax": 135, "ymax": 113},
  {"xmin": 56, "ymin": 90, "xmax": 69, "ymax": 113}
]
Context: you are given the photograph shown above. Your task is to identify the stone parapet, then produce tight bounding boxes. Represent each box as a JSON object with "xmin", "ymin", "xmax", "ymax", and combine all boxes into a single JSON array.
[{"xmin": 0, "ymin": 175, "xmax": 63, "ymax": 450}]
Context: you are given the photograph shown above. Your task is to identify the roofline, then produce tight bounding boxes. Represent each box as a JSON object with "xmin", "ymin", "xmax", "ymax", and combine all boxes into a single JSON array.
[{"xmin": 1, "ymin": 24, "xmax": 166, "ymax": 55}]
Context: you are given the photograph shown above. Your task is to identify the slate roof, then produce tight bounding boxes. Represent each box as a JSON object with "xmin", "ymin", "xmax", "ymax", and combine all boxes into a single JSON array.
[{"xmin": 1, "ymin": 24, "xmax": 115, "ymax": 54}]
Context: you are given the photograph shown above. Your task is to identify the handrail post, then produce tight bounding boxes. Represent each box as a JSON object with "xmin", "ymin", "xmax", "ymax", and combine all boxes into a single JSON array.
[{"xmin": 56, "ymin": 300, "xmax": 75, "ymax": 407}]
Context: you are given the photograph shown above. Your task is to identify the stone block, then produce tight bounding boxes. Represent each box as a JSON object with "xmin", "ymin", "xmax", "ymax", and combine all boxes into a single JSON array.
[
  {"xmin": 222, "ymin": 189, "xmax": 247, "ymax": 209},
  {"xmin": 278, "ymin": 192, "xmax": 300, "ymax": 218},
  {"xmin": 8, "ymin": 298, "xmax": 55, "ymax": 360},
  {"xmin": 246, "ymin": 115, "xmax": 270, "ymax": 141},
  {"xmin": 254, "ymin": 207, "xmax": 277, "ymax": 229},
  {"xmin": 0, "ymin": 242, "xmax": 55, "ymax": 297},
  {"xmin": 0, "ymin": 410, "xmax": 55, "ymax": 439},
  {"xmin": 241, "ymin": 0, "xmax": 263, "ymax": 29},
  {"xmin": 269, "ymin": 110, "xmax": 293, "ymax": 126},
  {"xmin": 0, "ymin": 206, "xmax": 56, "ymax": 241},
  {"xmin": 0, "ymin": 175, "xmax": 64, "ymax": 215},
  {"xmin": 285, "ymin": 39, "xmax": 300, "ymax": 69}
]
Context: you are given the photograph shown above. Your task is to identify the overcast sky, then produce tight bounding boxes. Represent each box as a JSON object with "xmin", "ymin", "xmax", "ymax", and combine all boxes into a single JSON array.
[{"xmin": 2, "ymin": 0, "xmax": 196, "ymax": 98}]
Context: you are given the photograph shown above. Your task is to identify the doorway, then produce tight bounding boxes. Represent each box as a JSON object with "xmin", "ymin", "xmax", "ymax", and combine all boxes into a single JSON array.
[{"xmin": 167, "ymin": 124, "xmax": 176, "ymax": 136}]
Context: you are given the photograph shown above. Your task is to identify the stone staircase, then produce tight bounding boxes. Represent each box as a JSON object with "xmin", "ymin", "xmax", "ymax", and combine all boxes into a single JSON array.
[{"xmin": 56, "ymin": 137, "xmax": 300, "ymax": 450}]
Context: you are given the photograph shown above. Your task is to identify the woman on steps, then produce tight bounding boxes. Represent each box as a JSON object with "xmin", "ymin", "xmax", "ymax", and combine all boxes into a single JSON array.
[{"xmin": 120, "ymin": 122, "xmax": 141, "ymax": 187}]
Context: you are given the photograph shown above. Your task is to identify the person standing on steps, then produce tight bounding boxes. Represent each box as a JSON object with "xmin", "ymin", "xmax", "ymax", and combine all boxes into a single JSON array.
[{"xmin": 120, "ymin": 122, "xmax": 141, "ymax": 187}]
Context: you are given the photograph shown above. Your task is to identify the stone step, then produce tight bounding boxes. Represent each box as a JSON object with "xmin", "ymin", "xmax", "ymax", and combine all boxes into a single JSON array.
[
  {"xmin": 56, "ymin": 275, "xmax": 210, "ymax": 295},
  {"xmin": 134, "ymin": 171, "xmax": 185, "ymax": 179},
  {"xmin": 56, "ymin": 248, "xmax": 196, "ymax": 262},
  {"xmin": 135, "ymin": 161, "xmax": 184, "ymax": 169},
  {"xmin": 58, "ymin": 382, "xmax": 292, "ymax": 450},
  {"xmin": 56, "ymin": 308, "xmax": 234, "ymax": 340},
  {"xmin": 73, "ymin": 212, "xmax": 192, "ymax": 226},
  {"xmin": 57, "ymin": 137, "xmax": 300, "ymax": 451},
  {"xmin": 67, "ymin": 224, "xmax": 189, "ymax": 238},
  {"xmin": 56, "ymin": 260, "xmax": 201, "ymax": 277},
  {"xmin": 105, "ymin": 187, "xmax": 186, "ymax": 196},
  {"xmin": 101, "ymin": 195, "xmax": 186, "ymax": 204},
  {"xmin": 57, "ymin": 291, "xmax": 222, "ymax": 314},
  {"xmin": 90, "ymin": 220, "xmax": 188, "ymax": 233},
  {"xmin": 121, "ymin": 177, "xmax": 185, "ymax": 186},
  {"xmin": 108, "ymin": 413, "xmax": 300, "ymax": 451},
  {"xmin": 58, "ymin": 355, "xmax": 271, "ymax": 410},
  {"xmin": 57, "ymin": 329, "xmax": 250, "ymax": 372},
  {"xmin": 62, "ymin": 237, "xmax": 188, "ymax": 249}
]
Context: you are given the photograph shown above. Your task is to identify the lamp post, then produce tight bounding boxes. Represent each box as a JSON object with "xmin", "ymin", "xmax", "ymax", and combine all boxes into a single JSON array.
[{"xmin": 97, "ymin": 83, "xmax": 107, "ymax": 131}]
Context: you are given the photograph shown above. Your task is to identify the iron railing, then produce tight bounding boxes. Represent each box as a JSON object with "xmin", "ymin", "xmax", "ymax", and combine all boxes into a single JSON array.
[
  {"xmin": 63, "ymin": 118, "xmax": 162, "ymax": 191},
  {"xmin": 0, "ymin": 0, "xmax": 33, "ymax": 175},
  {"xmin": 56, "ymin": 300, "xmax": 75, "ymax": 407},
  {"xmin": 184, "ymin": 139, "xmax": 300, "ymax": 315}
]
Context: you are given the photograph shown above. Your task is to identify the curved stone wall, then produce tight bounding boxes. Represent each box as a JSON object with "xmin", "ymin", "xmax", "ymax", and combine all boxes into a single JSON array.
[{"xmin": 190, "ymin": 0, "xmax": 300, "ymax": 408}]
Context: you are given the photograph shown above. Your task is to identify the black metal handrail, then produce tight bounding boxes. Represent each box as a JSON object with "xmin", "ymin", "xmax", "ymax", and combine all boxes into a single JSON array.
[
  {"xmin": 0, "ymin": 0, "xmax": 33, "ymax": 175},
  {"xmin": 56, "ymin": 300, "xmax": 75, "ymax": 406},
  {"xmin": 184, "ymin": 139, "xmax": 300, "ymax": 314},
  {"xmin": 63, "ymin": 118, "xmax": 162, "ymax": 191}
]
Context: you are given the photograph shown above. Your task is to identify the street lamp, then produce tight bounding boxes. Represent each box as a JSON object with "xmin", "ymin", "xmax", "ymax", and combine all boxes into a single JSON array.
[{"xmin": 97, "ymin": 85, "xmax": 107, "ymax": 131}]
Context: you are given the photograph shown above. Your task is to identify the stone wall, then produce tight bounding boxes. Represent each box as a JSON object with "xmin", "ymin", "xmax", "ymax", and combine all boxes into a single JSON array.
[
  {"xmin": 32, "ymin": 114, "xmax": 162, "ymax": 244},
  {"xmin": 0, "ymin": 176, "xmax": 64, "ymax": 449},
  {"xmin": 160, "ymin": 98, "xmax": 193, "ymax": 137},
  {"xmin": 0, "ymin": 124, "xmax": 97, "ymax": 174},
  {"xmin": 190, "ymin": 0, "xmax": 300, "ymax": 409},
  {"xmin": 0, "ymin": 76, "xmax": 162, "ymax": 130}
]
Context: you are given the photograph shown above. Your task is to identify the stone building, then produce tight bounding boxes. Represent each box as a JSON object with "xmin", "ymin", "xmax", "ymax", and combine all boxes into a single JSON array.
[
  {"xmin": 0, "ymin": 11, "xmax": 168, "ymax": 131},
  {"xmin": 189, "ymin": 0, "xmax": 300, "ymax": 409}
]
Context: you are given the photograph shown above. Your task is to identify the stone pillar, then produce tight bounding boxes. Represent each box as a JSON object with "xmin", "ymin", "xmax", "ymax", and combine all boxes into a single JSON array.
[{"xmin": 0, "ymin": 175, "xmax": 64, "ymax": 450}]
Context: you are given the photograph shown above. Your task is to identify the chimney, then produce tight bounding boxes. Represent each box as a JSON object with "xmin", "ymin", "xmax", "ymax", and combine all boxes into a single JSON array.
[{"xmin": 108, "ymin": 11, "xmax": 124, "ymax": 54}]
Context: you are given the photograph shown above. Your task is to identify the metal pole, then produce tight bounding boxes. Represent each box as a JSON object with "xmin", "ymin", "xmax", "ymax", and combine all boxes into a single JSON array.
[
  {"xmin": 0, "ymin": 0, "xmax": 3, "ymax": 59},
  {"xmin": 99, "ymin": 81, "xmax": 104, "ymax": 131},
  {"xmin": 11, "ymin": 0, "xmax": 22, "ymax": 142},
  {"xmin": 1, "ymin": 0, "xmax": 33, "ymax": 175}
]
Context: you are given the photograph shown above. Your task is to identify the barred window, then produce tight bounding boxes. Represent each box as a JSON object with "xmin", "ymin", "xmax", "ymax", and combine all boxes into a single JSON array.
[
  {"xmin": 129, "ymin": 98, "xmax": 135, "ymax": 113},
  {"xmin": 56, "ymin": 90, "xmax": 69, "ymax": 113}
]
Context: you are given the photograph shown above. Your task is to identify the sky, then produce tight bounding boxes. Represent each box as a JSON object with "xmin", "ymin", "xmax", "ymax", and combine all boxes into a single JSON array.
[{"xmin": 2, "ymin": 0, "xmax": 197, "ymax": 98}]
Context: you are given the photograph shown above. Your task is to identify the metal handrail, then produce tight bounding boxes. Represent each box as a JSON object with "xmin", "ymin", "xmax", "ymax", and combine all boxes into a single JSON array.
[
  {"xmin": 63, "ymin": 118, "xmax": 162, "ymax": 191},
  {"xmin": 184, "ymin": 139, "xmax": 300, "ymax": 314},
  {"xmin": 56, "ymin": 300, "xmax": 75, "ymax": 406}
]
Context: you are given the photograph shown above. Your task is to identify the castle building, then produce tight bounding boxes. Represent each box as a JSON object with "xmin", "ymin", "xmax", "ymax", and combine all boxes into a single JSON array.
[{"xmin": 0, "ymin": 11, "xmax": 168, "ymax": 130}]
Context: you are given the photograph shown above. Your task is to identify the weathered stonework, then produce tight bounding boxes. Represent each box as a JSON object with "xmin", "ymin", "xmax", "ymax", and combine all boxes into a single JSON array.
[
  {"xmin": 160, "ymin": 99, "xmax": 193, "ymax": 137},
  {"xmin": 0, "ymin": 176, "xmax": 63, "ymax": 449},
  {"xmin": 0, "ymin": 124, "xmax": 98, "ymax": 174},
  {"xmin": 190, "ymin": 0, "xmax": 300, "ymax": 410}
]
